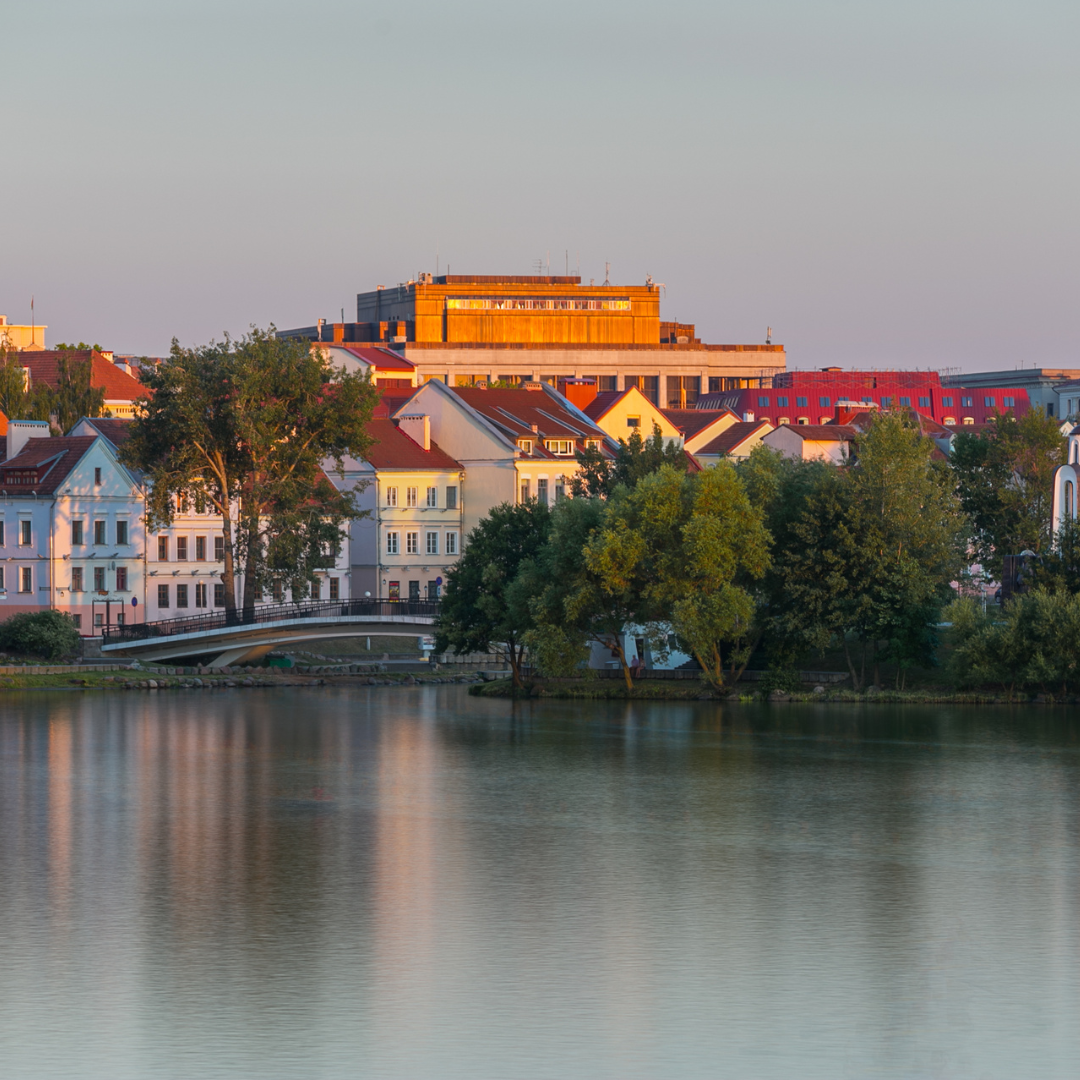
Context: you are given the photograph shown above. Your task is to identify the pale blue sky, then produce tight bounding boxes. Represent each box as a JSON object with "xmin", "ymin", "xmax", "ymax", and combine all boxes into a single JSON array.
[{"xmin": 2, "ymin": 0, "xmax": 1077, "ymax": 369}]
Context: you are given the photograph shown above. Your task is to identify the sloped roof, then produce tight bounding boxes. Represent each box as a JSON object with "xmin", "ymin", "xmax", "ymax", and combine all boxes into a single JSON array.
[
  {"xmin": 362, "ymin": 417, "xmax": 460, "ymax": 470},
  {"xmin": 338, "ymin": 346, "xmax": 415, "ymax": 372},
  {"xmin": 583, "ymin": 390, "xmax": 630, "ymax": 421},
  {"xmin": 661, "ymin": 408, "xmax": 734, "ymax": 437},
  {"xmin": 0, "ymin": 436, "xmax": 98, "ymax": 495},
  {"xmin": 76, "ymin": 417, "xmax": 134, "ymax": 446},
  {"xmin": 772, "ymin": 424, "xmax": 858, "ymax": 441},
  {"xmin": 454, "ymin": 387, "xmax": 602, "ymax": 441},
  {"xmin": 698, "ymin": 421, "xmax": 773, "ymax": 456},
  {"xmin": 20, "ymin": 350, "xmax": 145, "ymax": 401}
]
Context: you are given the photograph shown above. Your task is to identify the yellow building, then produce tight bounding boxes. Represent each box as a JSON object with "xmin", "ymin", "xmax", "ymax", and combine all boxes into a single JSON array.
[{"xmin": 0, "ymin": 314, "xmax": 46, "ymax": 351}]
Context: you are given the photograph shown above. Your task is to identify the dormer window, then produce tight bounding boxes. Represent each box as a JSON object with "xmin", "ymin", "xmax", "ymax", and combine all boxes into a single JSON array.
[
  {"xmin": 546, "ymin": 440, "xmax": 574, "ymax": 456},
  {"xmin": 585, "ymin": 439, "xmax": 602, "ymax": 451},
  {"xmin": 518, "ymin": 439, "xmax": 533, "ymax": 454}
]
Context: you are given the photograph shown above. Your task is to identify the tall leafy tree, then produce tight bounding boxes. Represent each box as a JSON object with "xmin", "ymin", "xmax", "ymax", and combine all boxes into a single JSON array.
[
  {"xmin": 0, "ymin": 348, "xmax": 54, "ymax": 425},
  {"xmin": 951, "ymin": 410, "xmax": 1065, "ymax": 579},
  {"xmin": 435, "ymin": 501, "xmax": 552, "ymax": 687},
  {"xmin": 122, "ymin": 328, "xmax": 378, "ymax": 620},
  {"xmin": 53, "ymin": 352, "xmax": 108, "ymax": 433},
  {"xmin": 571, "ymin": 424, "xmax": 688, "ymax": 498}
]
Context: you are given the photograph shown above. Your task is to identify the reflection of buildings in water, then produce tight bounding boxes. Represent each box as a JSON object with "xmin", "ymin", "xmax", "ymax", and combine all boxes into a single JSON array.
[{"xmin": 48, "ymin": 716, "xmax": 74, "ymax": 921}]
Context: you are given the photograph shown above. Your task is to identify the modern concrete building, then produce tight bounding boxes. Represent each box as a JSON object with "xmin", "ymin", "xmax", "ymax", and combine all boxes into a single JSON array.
[{"xmin": 280, "ymin": 274, "xmax": 786, "ymax": 405}]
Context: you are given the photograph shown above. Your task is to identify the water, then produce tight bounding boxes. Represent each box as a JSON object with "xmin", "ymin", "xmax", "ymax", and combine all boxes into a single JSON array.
[{"xmin": 0, "ymin": 689, "xmax": 1078, "ymax": 1079}]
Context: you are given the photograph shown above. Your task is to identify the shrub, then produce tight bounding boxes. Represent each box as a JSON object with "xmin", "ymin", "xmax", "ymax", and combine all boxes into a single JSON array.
[{"xmin": 0, "ymin": 611, "xmax": 81, "ymax": 660}]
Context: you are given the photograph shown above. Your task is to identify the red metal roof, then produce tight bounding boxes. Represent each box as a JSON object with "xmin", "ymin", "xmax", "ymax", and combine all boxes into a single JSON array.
[
  {"xmin": 362, "ymin": 417, "xmax": 460, "ymax": 470},
  {"xmin": 20, "ymin": 351, "xmax": 146, "ymax": 401},
  {"xmin": 338, "ymin": 346, "xmax": 415, "ymax": 372}
]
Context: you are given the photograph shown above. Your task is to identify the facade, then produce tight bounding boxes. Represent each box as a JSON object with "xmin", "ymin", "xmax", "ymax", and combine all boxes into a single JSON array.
[
  {"xmin": 279, "ymin": 274, "xmax": 787, "ymax": 405},
  {"xmin": 0, "ymin": 314, "xmax": 47, "ymax": 352},
  {"xmin": 582, "ymin": 387, "xmax": 684, "ymax": 445},
  {"xmin": 1052, "ymin": 427, "xmax": 1080, "ymax": 537},
  {"xmin": 762, "ymin": 423, "xmax": 857, "ymax": 464},
  {"xmin": 702, "ymin": 369, "xmax": 1031, "ymax": 428},
  {"xmin": 334, "ymin": 417, "xmax": 464, "ymax": 601},
  {"xmin": 0, "ymin": 422, "xmax": 145, "ymax": 632},
  {"xmin": 943, "ymin": 368, "xmax": 1080, "ymax": 419},
  {"xmin": 314, "ymin": 344, "xmax": 419, "ymax": 391},
  {"xmin": 693, "ymin": 420, "xmax": 774, "ymax": 466}
]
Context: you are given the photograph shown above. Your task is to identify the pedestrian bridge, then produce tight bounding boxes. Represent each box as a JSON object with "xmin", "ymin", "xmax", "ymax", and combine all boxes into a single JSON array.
[{"xmin": 99, "ymin": 598, "xmax": 440, "ymax": 668}]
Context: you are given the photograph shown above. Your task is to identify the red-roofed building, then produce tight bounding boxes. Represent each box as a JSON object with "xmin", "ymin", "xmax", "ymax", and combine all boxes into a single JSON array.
[
  {"xmin": 20, "ymin": 349, "xmax": 146, "ymax": 418},
  {"xmin": 315, "ymin": 344, "xmax": 419, "ymax": 391},
  {"xmin": 692, "ymin": 420, "xmax": 775, "ymax": 466},
  {"xmin": 762, "ymin": 423, "xmax": 859, "ymax": 464}
]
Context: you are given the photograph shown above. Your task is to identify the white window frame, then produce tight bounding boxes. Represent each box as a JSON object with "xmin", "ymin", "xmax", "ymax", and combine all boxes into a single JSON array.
[
  {"xmin": 406, "ymin": 486, "xmax": 418, "ymax": 508},
  {"xmin": 386, "ymin": 531, "xmax": 399, "ymax": 555},
  {"xmin": 406, "ymin": 531, "xmax": 419, "ymax": 555},
  {"xmin": 426, "ymin": 486, "xmax": 437, "ymax": 508},
  {"xmin": 386, "ymin": 486, "xmax": 398, "ymax": 507},
  {"xmin": 426, "ymin": 531, "xmax": 438, "ymax": 555},
  {"xmin": 445, "ymin": 531, "xmax": 458, "ymax": 555}
]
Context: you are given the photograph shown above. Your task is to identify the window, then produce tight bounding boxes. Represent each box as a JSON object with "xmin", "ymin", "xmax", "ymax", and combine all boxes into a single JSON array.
[
  {"xmin": 94, "ymin": 520, "xmax": 106, "ymax": 545},
  {"xmin": 426, "ymin": 531, "xmax": 438, "ymax": 555},
  {"xmin": 518, "ymin": 439, "xmax": 533, "ymax": 454},
  {"xmin": 388, "ymin": 581, "xmax": 400, "ymax": 599},
  {"xmin": 116, "ymin": 612, "xmax": 124, "ymax": 626},
  {"xmin": 818, "ymin": 397, "xmax": 831, "ymax": 408},
  {"xmin": 176, "ymin": 536, "xmax": 188, "ymax": 561},
  {"xmin": 899, "ymin": 396, "xmax": 911, "ymax": 407},
  {"xmin": 386, "ymin": 486, "xmax": 398, "ymax": 507},
  {"xmin": 406, "ymin": 531, "xmax": 419, "ymax": 555},
  {"xmin": 626, "ymin": 416, "xmax": 640, "ymax": 428},
  {"xmin": 963, "ymin": 417, "xmax": 975, "ymax": 425},
  {"xmin": 71, "ymin": 567, "xmax": 83, "ymax": 591},
  {"xmin": 778, "ymin": 417, "xmax": 790, "ymax": 425},
  {"xmin": 158, "ymin": 536, "xmax": 169, "ymax": 561},
  {"xmin": 585, "ymin": 439, "xmax": 602, "ymax": 451},
  {"xmin": 272, "ymin": 581, "xmax": 284, "ymax": 603},
  {"xmin": 546, "ymin": 440, "xmax": 573, "ymax": 455},
  {"xmin": 446, "ymin": 485, "xmax": 458, "ymax": 509},
  {"xmin": 427, "ymin": 580, "xmax": 439, "ymax": 600},
  {"xmin": 174, "ymin": 583, "xmax": 188, "ymax": 608},
  {"xmin": 426, "ymin": 486, "xmax": 437, "ymax": 507},
  {"xmin": 386, "ymin": 531, "xmax": 399, "ymax": 555},
  {"xmin": 537, "ymin": 478, "xmax": 549, "ymax": 505},
  {"xmin": 116, "ymin": 567, "xmax": 127, "ymax": 591},
  {"xmin": 944, "ymin": 417, "xmax": 956, "ymax": 426},
  {"xmin": 776, "ymin": 396, "xmax": 789, "ymax": 407},
  {"xmin": 329, "ymin": 577, "xmax": 339, "ymax": 600},
  {"xmin": 71, "ymin": 614, "xmax": 81, "ymax": 630},
  {"xmin": 158, "ymin": 584, "xmax": 170, "ymax": 608},
  {"xmin": 599, "ymin": 375, "xmax": 618, "ymax": 392},
  {"xmin": 19, "ymin": 567, "xmax": 31, "ymax": 593},
  {"xmin": 214, "ymin": 536, "xmax": 224, "ymax": 561},
  {"xmin": 798, "ymin": 417, "xmax": 810, "ymax": 425},
  {"xmin": 71, "ymin": 520, "xmax": 84, "ymax": 545},
  {"xmin": 195, "ymin": 536, "xmax": 206, "ymax": 561},
  {"xmin": 214, "ymin": 584, "xmax": 225, "ymax": 607},
  {"xmin": 554, "ymin": 477, "xmax": 565, "ymax": 501},
  {"xmin": 942, "ymin": 396, "xmax": 954, "ymax": 407},
  {"xmin": 961, "ymin": 397, "xmax": 973, "ymax": 408},
  {"xmin": 520, "ymin": 479, "xmax": 530, "ymax": 503},
  {"xmin": 94, "ymin": 467, "xmax": 102, "ymax": 486},
  {"xmin": 1003, "ymin": 396, "xmax": 1016, "ymax": 408},
  {"xmin": 195, "ymin": 582, "xmax": 207, "ymax": 608},
  {"xmin": 796, "ymin": 396, "xmax": 808, "ymax": 408},
  {"xmin": 94, "ymin": 614, "xmax": 103, "ymax": 628},
  {"xmin": 445, "ymin": 531, "xmax": 458, "ymax": 555},
  {"xmin": 310, "ymin": 578, "xmax": 321, "ymax": 600},
  {"xmin": 94, "ymin": 567, "xmax": 106, "ymax": 592},
  {"xmin": 918, "ymin": 397, "xmax": 931, "ymax": 408},
  {"xmin": 757, "ymin": 396, "xmax": 770, "ymax": 407},
  {"xmin": 880, "ymin": 396, "xmax": 892, "ymax": 407},
  {"xmin": 20, "ymin": 520, "xmax": 32, "ymax": 546},
  {"xmin": 408, "ymin": 580, "xmax": 420, "ymax": 601},
  {"xmin": 116, "ymin": 521, "xmax": 128, "ymax": 545},
  {"xmin": 984, "ymin": 397, "xmax": 995, "ymax": 407},
  {"xmin": 406, "ymin": 486, "xmax": 418, "ymax": 507}
]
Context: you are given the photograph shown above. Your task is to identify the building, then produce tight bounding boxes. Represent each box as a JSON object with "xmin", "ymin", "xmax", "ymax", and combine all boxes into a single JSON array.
[
  {"xmin": 279, "ymin": 274, "xmax": 786, "ymax": 405},
  {"xmin": 0, "ymin": 314, "xmax": 47, "ymax": 352},
  {"xmin": 943, "ymin": 368, "xmax": 1080, "ymax": 420},
  {"xmin": 334, "ymin": 417, "xmax": 464, "ymax": 601},
  {"xmin": 21, "ymin": 349, "xmax": 146, "ymax": 418},
  {"xmin": 692, "ymin": 420, "xmax": 774, "ymax": 466},
  {"xmin": 762, "ymin": 423, "xmax": 858, "ymax": 464},
  {"xmin": 701, "ymin": 368, "xmax": 1031, "ymax": 428},
  {"xmin": 314, "ymin": 344, "xmax": 420, "ymax": 392},
  {"xmin": 0, "ymin": 421, "xmax": 145, "ymax": 631},
  {"xmin": 581, "ymin": 386, "xmax": 684, "ymax": 445}
]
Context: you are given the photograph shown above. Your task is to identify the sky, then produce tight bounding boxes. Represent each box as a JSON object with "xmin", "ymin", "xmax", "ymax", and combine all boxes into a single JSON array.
[{"xmin": 2, "ymin": 0, "xmax": 1078, "ymax": 371}]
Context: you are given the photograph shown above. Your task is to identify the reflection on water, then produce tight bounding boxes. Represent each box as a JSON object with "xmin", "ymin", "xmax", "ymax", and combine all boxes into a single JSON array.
[{"xmin": 1, "ymin": 690, "xmax": 1079, "ymax": 1078}]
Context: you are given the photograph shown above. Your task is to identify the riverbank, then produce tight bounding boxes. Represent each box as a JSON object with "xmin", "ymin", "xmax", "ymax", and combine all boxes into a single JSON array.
[{"xmin": 469, "ymin": 677, "xmax": 1071, "ymax": 705}]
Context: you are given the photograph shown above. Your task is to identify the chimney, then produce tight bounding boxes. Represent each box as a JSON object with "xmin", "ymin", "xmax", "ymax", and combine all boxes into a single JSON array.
[
  {"xmin": 398, "ymin": 414, "xmax": 430, "ymax": 451},
  {"xmin": 6, "ymin": 419, "xmax": 50, "ymax": 460},
  {"xmin": 558, "ymin": 378, "xmax": 598, "ymax": 412}
]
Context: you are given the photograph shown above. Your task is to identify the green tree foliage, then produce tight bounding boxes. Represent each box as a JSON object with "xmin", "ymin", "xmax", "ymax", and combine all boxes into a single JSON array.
[
  {"xmin": 781, "ymin": 413, "xmax": 965, "ymax": 689},
  {"xmin": 950, "ymin": 410, "xmax": 1066, "ymax": 579},
  {"xmin": 570, "ymin": 424, "xmax": 688, "ymax": 498},
  {"xmin": 0, "ymin": 611, "xmax": 81, "ymax": 659},
  {"xmin": 1030, "ymin": 515, "xmax": 1080, "ymax": 594},
  {"xmin": 0, "ymin": 348, "xmax": 55, "ymax": 425},
  {"xmin": 53, "ymin": 352, "xmax": 108, "ymax": 433},
  {"xmin": 947, "ymin": 590, "xmax": 1080, "ymax": 697},
  {"xmin": 121, "ymin": 328, "xmax": 378, "ymax": 619},
  {"xmin": 435, "ymin": 501, "xmax": 552, "ymax": 687}
]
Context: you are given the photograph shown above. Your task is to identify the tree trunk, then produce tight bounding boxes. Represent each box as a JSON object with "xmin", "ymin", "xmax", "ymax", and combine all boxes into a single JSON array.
[
  {"xmin": 842, "ymin": 637, "xmax": 860, "ymax": 691},
  {"xmin": 508, "ymin": 640, "xmax": 524, "ymax": 689},
  {"xmin": 606, "ymin": 637, "xmax": 634, "ymax": 692},
  {"xmin": 240, "ymin": 504, "xmax": 260, "ymax": 623},
  {"xmin": 220, "ymin": 511, "xmax": 238, "ymax": 624}
]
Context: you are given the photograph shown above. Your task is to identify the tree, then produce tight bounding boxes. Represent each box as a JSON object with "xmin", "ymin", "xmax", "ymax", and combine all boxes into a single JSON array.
[
  {"xmin": 951, "ymin": 410, "xmax": 1066, "ymax": 580},
  {"xmin": 0, "ymin": 611, "xmax": 81, "ymax": 659},
  {"xmin": 0, "ymin": 348, "xmax": 53, "ymax": 425},
  {"xmin": 435, "ymin": 501, "xmax": 552, "ymax": 688},
  {"xmin": 571, "ymin": 423, "xmax": 688, "ymax": 498},
  {"xmin": 53, "ymin": 352, "xmax": 108, "ymax": 433},
  {"xmin": 781, "ymin": 413, "xmax": 965, "ymax": 689},
  {"xmin": 1030, "ymin": 515, "xmax": 1080, "ymax": 594},
  {"xmin": 121, "ymin": 328, "xmax": 378, "ymax": 620}
]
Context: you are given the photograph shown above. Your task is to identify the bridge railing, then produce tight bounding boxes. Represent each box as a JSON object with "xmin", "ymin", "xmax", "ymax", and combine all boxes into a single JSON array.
[{"xmin": 100, "ymin": 597, "xmax": 441, "ymax": 645}]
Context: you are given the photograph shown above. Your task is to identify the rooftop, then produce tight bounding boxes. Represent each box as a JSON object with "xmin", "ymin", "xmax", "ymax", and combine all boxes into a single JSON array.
[{"xmin": 362, "ymin": 417, "xmax": 460, "ymax": 471}]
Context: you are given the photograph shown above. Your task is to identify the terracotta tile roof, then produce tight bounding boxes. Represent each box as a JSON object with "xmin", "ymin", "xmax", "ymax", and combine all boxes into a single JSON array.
[
  {"xmin": 77, "ymin": 417, "xmax": 133, "ymax": 446},
  {"xmin": 0, "ymin": 436, "xmax": 98, "ymax": 495},
  {"xmin": 339, "ymin": 346, "xmax": 415, "ymax": 372},
  {"xmin": 454, "ymin": 387, "xmax": 602, "ymax": 441},
  {"xmin": 362, "ymin": 417, "xmax": 461, "ymax": 471},
  {"xmin": 20, "ymin": 350, "xmax": 146, "ymax": 401},
  {"xmin": 582, "ymin": 390, "xmax": 630, "ymax": 421},
  {"xmin": 661, "ymin": 408, "xmax": 733, "ymax": 437},
  {"xmin": 698, "ymin": 421, "xmax": 774, "ymax": 455}
]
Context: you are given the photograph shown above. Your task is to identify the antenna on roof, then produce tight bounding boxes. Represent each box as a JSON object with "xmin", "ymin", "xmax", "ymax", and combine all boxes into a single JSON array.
[
  {"xmin": 766, "ymin": 326, "xmax": 772, "ymax": 344},
  {"xmin": 604, "ymin": 262, "xmax": 610, "ymax": 286}
]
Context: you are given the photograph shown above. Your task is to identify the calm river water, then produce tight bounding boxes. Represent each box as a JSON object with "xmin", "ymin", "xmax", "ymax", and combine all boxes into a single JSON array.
[{"xmin": 0, "ymin": 688, "xmax": 1078, "ymax": 1079}]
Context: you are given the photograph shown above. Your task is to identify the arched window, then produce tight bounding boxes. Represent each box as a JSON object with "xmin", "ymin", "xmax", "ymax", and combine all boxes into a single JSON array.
[{"xmin": 1067, "ymin": 480, "xmax": 1074, "ymax": 519}]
